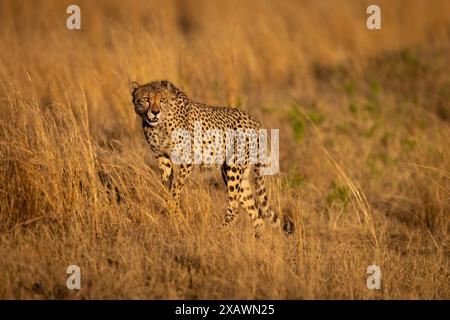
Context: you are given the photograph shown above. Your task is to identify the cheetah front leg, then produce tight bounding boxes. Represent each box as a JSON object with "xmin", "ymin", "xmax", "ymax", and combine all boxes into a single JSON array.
[
  {"xmin": 167, "ymin": 163, "xmax": 193, "ymax": 215},
  {"xmin": 156, "ymin": 154, "xmax": 173, "ymax": 190}
]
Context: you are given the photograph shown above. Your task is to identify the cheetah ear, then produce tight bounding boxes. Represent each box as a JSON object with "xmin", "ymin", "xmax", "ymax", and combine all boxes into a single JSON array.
[
  {"xmin": 161, "ymin": 80, "xmax": 174, "ymax": 93},
  {"xmin": 129, "ymin": 81, "xmax": 140, "ymax": 95}
]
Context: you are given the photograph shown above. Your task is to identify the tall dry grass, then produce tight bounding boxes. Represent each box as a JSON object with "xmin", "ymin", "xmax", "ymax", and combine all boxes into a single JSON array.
[{"xmin": 0, "ymin": 0, "xmax": 449, "ymax": 299}]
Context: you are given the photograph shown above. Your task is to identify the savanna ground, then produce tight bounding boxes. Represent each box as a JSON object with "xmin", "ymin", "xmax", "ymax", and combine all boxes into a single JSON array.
[{"xmin": 0, "ymin": 0, "xmax": 449, "ymax": 299}]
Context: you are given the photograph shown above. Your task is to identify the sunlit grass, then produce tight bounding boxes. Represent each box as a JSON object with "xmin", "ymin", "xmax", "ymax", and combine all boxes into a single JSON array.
[{"xmin": 0, "ymin": 0, "xmax": 448, "ymax": 299}]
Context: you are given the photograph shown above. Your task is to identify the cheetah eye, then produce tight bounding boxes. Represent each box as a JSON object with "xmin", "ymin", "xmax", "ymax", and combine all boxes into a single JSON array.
[
  {"xmin": 160, "ymin": 97, "xmax": 167, "ymax": 103},
  {"xmin": 143, "ymin": 97, "xmax": 149, "ymax": 102}
]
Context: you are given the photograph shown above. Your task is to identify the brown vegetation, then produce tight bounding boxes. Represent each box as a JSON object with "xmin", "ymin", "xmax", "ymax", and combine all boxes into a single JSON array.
[{"xmin": 0, "ymin": 0, "xmax": 449, "ymax": 299}]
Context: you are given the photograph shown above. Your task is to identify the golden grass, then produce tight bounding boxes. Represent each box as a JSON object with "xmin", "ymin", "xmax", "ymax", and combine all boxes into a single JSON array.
[{"xmin": 0, "ymin": 0, "xmax": 449, "ymax": 299}]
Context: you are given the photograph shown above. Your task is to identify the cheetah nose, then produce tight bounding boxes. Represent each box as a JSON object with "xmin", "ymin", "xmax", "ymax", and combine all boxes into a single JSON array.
[{"xmin": 151, "ymin": 110, "xmax": 160, "ymax": 116}]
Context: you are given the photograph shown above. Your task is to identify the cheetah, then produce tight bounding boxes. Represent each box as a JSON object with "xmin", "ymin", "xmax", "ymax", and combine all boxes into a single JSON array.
[{"xmin": 129, "ymin": 80, "xmax": 293, "ymax": 236}]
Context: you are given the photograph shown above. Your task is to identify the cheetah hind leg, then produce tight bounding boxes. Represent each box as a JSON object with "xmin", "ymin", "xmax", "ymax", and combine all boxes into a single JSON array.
[
  {"xmin": 222, "ymin": 164, "xmax": 241, "ymax": 227},
  {"xmin": 254, "ymin": 164, "xmax": 295, "ymax": 235},
  {"xmin": 238, "ymin": 166, "xmax": 265, "ymax": 238}
]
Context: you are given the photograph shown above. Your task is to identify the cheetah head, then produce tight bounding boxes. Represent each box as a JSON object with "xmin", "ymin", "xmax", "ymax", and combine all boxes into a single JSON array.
[{"xmin": 129, "ymin": 80, "xmax": 175, "ymax": 127}]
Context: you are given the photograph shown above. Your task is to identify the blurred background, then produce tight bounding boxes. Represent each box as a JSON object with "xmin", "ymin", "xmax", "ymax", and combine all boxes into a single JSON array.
[{"xmin": 0, "ymin": 0, "xmax": 448, "ymax": 299}]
